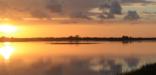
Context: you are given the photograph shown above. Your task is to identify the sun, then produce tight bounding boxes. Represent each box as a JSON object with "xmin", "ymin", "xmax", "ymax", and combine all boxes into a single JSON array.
[{"xmin": 0, "ymin": 24, "xmax": 17, "ymax": 34}]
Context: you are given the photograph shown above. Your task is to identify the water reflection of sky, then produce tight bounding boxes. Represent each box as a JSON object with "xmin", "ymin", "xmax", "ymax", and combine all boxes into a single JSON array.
[
  {"xmin": 0, "ymin": 42, "xmax": 155, "ymax": 75},
  {"xmin": 0, "ymin": 56, "xmax": 156, "ymax": 75}
]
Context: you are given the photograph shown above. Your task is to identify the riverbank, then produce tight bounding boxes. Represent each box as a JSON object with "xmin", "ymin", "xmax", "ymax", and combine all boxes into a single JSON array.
[
  {"xmin": 0, "ymin": 36, "xmax": 156, "ymax": 43},
  {"xmin": 122, "ymin": 63, "xmax": 156, "ymax": 75}
]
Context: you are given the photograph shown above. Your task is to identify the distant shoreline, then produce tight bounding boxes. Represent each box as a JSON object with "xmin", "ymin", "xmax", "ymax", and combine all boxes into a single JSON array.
[{"xmin": 1, "ymin": 36, "xmax": 156, "ymax": 43}]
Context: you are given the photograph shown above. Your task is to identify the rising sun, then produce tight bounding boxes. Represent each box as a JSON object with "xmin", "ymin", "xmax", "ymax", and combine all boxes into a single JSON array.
[{"xmin": 0, "ymin": 24, "xmax": 17, "ymax": 34}]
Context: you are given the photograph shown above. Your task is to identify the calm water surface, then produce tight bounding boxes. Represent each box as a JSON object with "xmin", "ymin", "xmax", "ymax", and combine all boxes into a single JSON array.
[{"xmin": 0, "ymin": 42, "xmax": 155, "ymax": 75}]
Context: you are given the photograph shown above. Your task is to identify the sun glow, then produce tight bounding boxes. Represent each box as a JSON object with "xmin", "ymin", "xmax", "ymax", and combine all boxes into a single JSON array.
[
  {"xmin": 0, "ymin": 42, "xmax": 14, "ymax": 60},
  {"xmin": 0, "ymin": 24, "xmax": 17, "ymax": 34}
]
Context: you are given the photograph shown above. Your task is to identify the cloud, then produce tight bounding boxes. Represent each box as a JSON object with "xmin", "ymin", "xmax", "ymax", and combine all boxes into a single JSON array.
[
  {"xmin": 0, "ymin": 0, "xmax": 152, "ymax": 20},
  {"xmin": 46, "ymin": 0, "xmax": 63, "ymax": 13},
  {"xmin": 30, "ymin": 10, "xmax": 49, "ymax": 18},
  {"xmin": 0, "ymin": 0, "xmax": 63, "ymax": 19},
  {"xmin": 0, "ymin": 0, "xmax": 101, "ymax": 19}
]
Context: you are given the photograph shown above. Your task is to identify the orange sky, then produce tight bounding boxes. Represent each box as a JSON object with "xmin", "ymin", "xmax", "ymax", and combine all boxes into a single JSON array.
[{"xmin": 0, "ymin": 21, "xmax": 155, "ymax": 38}]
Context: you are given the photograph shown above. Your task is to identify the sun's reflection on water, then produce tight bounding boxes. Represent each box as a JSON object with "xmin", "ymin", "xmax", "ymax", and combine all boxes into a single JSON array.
[{"xmin": 0, "ymin": 42, "xmax": 14, "ymax": 60}]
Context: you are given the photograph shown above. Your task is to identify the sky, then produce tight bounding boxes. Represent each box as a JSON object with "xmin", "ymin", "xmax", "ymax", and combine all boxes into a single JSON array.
[
  {"xmin": 0, "ymin": 0, "xmax": 155, "ymax": 38},
  {"xmin": 0, "ymin": 0, "xmax": 62, "ymax": 18},
  {"xmin": 0, "ymin": 0, "xmax": 97, "ymax": 18},
  {"xmin": 0, "ymin": 0, "xmax": 155, "ymax": 21}
]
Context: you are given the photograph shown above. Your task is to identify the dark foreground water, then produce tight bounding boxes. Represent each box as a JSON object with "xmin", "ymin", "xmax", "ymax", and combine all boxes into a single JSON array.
[{"xmin": 0, "ymin": 42, "xmax": 155, "ymax": 75}]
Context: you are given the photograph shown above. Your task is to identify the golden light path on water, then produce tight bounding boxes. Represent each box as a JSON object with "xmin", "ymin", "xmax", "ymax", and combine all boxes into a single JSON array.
[{"xmin": 0, "ymin": 42, "xmax": 14, "ymax": 60}]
